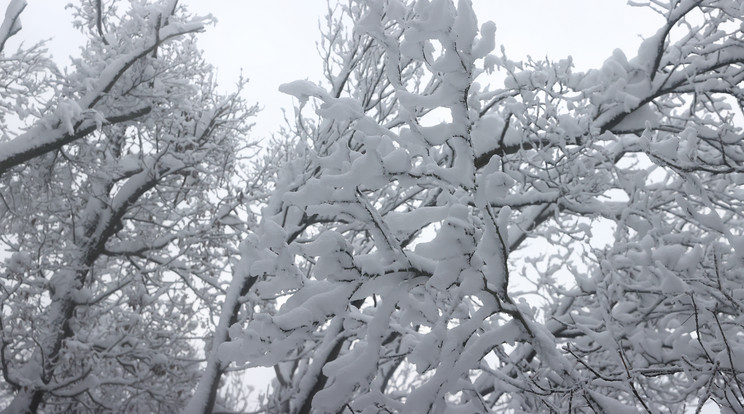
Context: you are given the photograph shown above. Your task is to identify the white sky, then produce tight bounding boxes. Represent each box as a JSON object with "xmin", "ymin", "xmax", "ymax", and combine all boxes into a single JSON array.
[{"xmin": 13, "ymin": 0, "xmax": 663, "ymax": 140}]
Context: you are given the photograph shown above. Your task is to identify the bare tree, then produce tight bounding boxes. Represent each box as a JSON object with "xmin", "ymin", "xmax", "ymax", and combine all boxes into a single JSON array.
[
  {"xmin": 0, "ymin": 1, "xmax": 258, "ymax": 412},
  {"xmin": 202, "ymin": 0, "xmax": 744, "ymax": 413}
]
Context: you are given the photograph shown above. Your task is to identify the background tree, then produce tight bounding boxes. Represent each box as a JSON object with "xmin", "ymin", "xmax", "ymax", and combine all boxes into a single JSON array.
[
  {"xmin": 207, "ymin": 0, "xmax": 744, "ymax": 413},
  {"xmin": 0, "ymin": 1, "xmax": 257, "ymax": 412}
]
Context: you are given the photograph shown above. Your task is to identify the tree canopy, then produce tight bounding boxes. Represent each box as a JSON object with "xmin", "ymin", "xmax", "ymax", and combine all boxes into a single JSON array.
[
  {"xmin": 2, "ymin": 0, "xmax": 744, "ymax": 413},
  {"xmin": 0, "ymin": 1, "xmax": 258, "ymax": 412}
]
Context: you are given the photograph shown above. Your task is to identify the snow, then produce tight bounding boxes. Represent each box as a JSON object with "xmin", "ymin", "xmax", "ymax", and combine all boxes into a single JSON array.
[
  {"xmin": 54, "ymin": 100, "xmax": 82, "ymax": 135},
  {"xmin": 417, "ymin": 122, "xmax": 453, "ymax": 146},
  {"xmin": 316, "ymin": 98, "xmax": 364, "ymax": 121},
  {"xmin": 676, "ymin": 245, "xmax": 704, "ymax": 272},
  {"xmin": 278, "ymin": 79, "xmax": 330, "ymax": 105},
  {"xmin": 482, "ymin": 171, "xmax": 515, "ymax": 201},
  {"xmin": 677, "ymin": 126, "xmax": 699, "ymax": 163},
  {"xmin": 660, "ymin": 269, "xmax": 688, "ymax": 294},
  {"xmin": 472, "ymin": 21, "xmax": 496, "ymax": 58},
  {"xmin": 0, "ymin": 0, "xmax": 26, "ymax": 48},
  {"xmin": 588, "ymin": 391, "xmax": 640, "ymax": 414},
  {"xmin": 411, "ymin": 0, "xmax": 455, "ymax": 36},
  {"xmin": 650, "ymin": 137, "xmax": 678, "ymax": 159},
  {"xmin": 384, "ymin": 206, "xmax": 448, "ymax": 235},
  {"xmin": 470, "ymin": 114, "xmax": 506, "ymax": 155},
  {"xmin": 78, "ymin": 19, "xmax": 208, "ymax": 111},
  {"xmin": 453, "ymin": 0, "xmax": 478, "ymax": 53},
  {"xmin": 381, "ymin": 147, "xmax": 411, "ymax": 173},
  {"xmin": 0, "ymin": 12, "xmax": 205, "ymax": 176},
  {"xmin": 633, "ymin": 32, "xmax": 662, "ymax": 74},
  {"xmin": 5, "ymin": 251, "xmax": 31, "ymax": 273},
  {"xmin": 607, "ymin": 103, "xmax": 659, "ymax": 132},
  {"xmin": 715, "ymin": 347, "xmax": 744, "ymax": 371},
  {"xmin": 48, "ymin": 270, "xmax": 77, "ymax": 300},
  {"xmin": 272, "ymin": 283, "xmax": 356, "ymax": 331}
]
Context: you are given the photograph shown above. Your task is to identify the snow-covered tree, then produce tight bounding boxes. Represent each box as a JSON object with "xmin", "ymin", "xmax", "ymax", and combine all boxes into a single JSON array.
[
  {"xmin": 0, "ymin": 1, "xmax": 257, "ymax": 412},
  {"xmin": 201, "ymin": 0, "xmax": 744, "ymax": 413}
]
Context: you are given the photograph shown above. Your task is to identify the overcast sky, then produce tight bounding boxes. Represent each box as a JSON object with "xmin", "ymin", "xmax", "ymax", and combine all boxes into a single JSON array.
[{"xmin": 14, "ymin": 0, "xmax": 662, "ymax": 140}]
